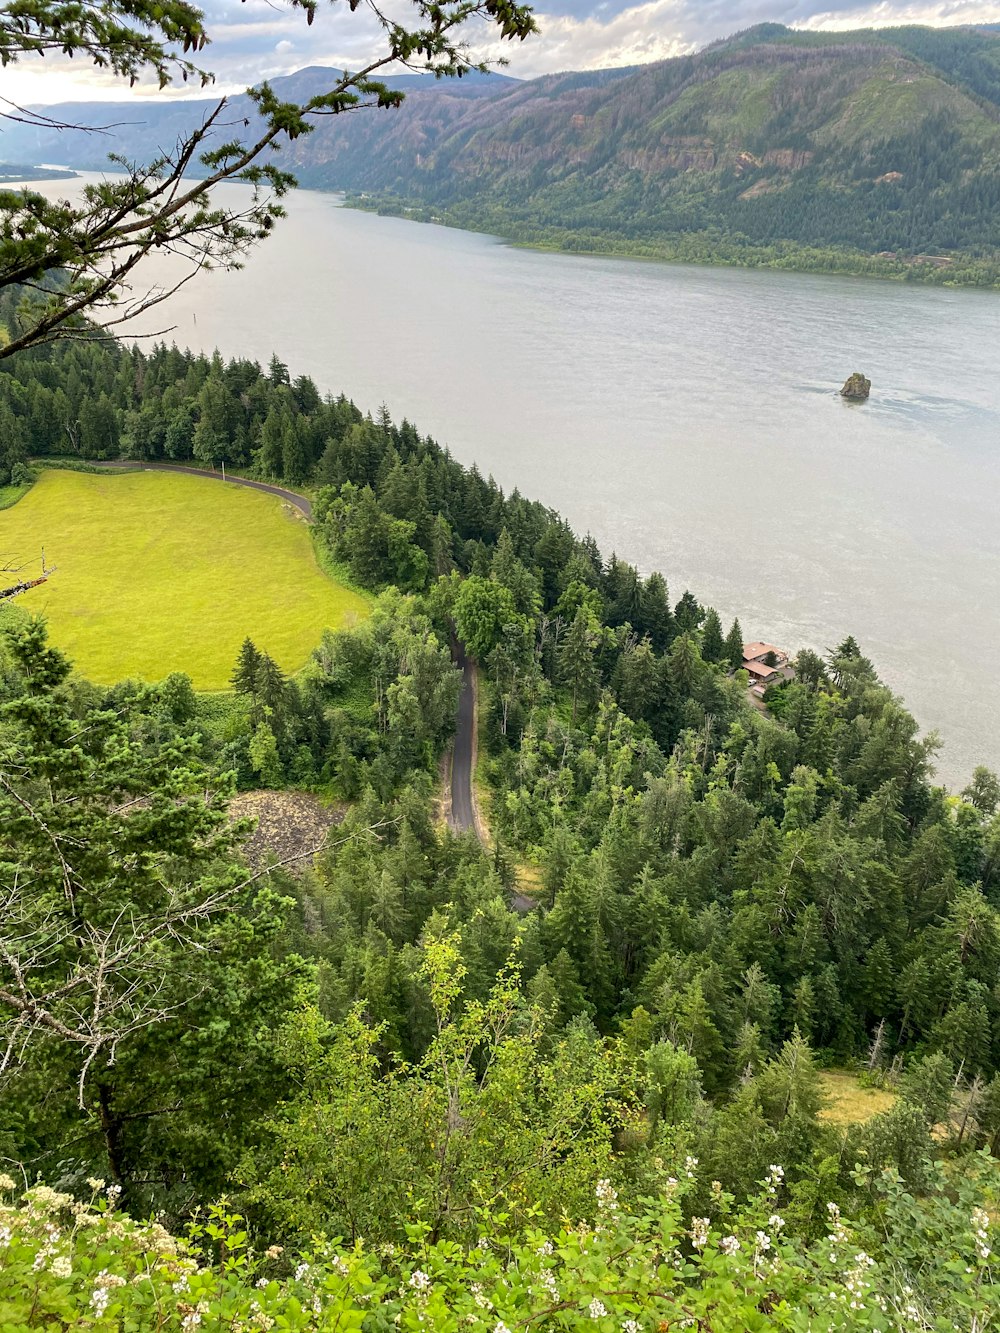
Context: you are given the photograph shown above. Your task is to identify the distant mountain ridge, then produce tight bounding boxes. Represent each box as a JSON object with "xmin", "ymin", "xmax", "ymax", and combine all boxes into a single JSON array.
[{"xmin": 5, "ymin": 24, "xmax": 1000, "ymax": 279}]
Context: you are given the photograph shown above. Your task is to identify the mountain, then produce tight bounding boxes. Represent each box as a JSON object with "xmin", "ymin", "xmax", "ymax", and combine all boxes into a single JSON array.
[
  {"xmin": 5, "ymin": 25, "xmax": 1000, "ymax": 277},
  {"xmin": 342, "ymin": 23, "xmax": 1000, "ymax": 269},
  {"xmin": 0, "ymin": 66, "xmax": 524, "ymax": 175}
]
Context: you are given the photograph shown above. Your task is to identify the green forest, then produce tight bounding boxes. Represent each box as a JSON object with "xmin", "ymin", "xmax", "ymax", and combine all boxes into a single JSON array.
[{"xmin": 2, "ymin": 289, "xmax": 1000, "ymax": 1326}]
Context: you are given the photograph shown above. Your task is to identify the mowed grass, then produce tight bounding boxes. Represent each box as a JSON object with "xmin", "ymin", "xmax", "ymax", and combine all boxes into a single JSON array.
[{"xmin": 0, "ymin": 469, "xmax": 369, "ymax": 689}]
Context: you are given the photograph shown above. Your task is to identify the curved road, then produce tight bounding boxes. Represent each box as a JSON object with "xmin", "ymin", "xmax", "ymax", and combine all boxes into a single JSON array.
[
  {"xmin": 89, "ymin": 459, "xmax": 313, "ymax": 520},
  {"xmin": 85, "ymin": 460, "xmax": 479, "ymax": 837},
  {"xmin": 448, "ymin": 643, "xmax": 477, "ymax": 836}
]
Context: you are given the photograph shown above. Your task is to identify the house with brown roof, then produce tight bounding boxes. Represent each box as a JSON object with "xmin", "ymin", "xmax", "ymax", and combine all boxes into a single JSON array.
[
  {"xmin": 740, "ymin": 641, "xmax": 793, "ymax": 699},
  {"xmin": 743, "ymin": 659, "xmax": 781, "ymax": 686},
  {"xmin": 743, "ymin": 642, "xmax": 788, "ymax": 668}
]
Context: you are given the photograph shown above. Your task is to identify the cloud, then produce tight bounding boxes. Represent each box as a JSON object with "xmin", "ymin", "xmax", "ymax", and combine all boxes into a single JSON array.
[
  {"xmin": 497, "ymin": 0, "xmax": 1000, "ymax": 75},
  {"xmin": 4, "ymin": 0, "xmax": 1000, "ymax": 105}
]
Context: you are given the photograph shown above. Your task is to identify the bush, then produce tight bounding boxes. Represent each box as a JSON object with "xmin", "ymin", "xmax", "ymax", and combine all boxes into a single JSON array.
[{"xmin": 1, "ymin": 1161, "xmax": 998, "ymax": 1331}]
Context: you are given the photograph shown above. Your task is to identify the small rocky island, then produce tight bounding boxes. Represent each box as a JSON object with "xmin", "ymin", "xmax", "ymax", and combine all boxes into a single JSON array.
[{"xmin": 840, "ymin": 371, "xmax": 871, "ymax": 401}]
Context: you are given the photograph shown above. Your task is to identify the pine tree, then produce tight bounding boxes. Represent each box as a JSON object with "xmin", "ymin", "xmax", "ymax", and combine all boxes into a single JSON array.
[
  {"xmin": 557, "ymin": 607, "xmax": 599, "ymax": 725},
  {"xmin": 673, "ymin": 590, "xmax": 704, "ymax": 633},
  {"xmin": 257, "ymin": 405, "xmax": 285, "ymax": 477},
  {"xmin": 723, "ymin": 617, "xmax": 744, "ymax": 672},
  {"xmin": 640, "ymin": 572, "xmax": 673, "ymax": 653},
  {"xmin": 701, "ymin": 608, "xmax": 725, "ymax": 663},
  {"xmin": 231, "ymin": 638, "xmax": 262, "ymax": 694}
]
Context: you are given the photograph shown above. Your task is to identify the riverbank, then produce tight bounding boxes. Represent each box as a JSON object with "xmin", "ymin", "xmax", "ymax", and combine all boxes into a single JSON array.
[{"xmin": 346, "ymin": 194, "xmax": 1000, "ymax": 291}]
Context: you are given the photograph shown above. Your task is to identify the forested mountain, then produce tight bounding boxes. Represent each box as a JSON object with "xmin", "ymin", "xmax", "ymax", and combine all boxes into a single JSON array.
[{"xmin": 7, "ymin": 24, "xmax": 1000, "ymax": 279}]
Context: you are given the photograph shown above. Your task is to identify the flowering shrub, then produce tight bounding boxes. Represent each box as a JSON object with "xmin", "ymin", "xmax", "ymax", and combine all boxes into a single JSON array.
[{"xmin": 0, "ymin": 1162, "xmax": 997, "ymax": 1331}]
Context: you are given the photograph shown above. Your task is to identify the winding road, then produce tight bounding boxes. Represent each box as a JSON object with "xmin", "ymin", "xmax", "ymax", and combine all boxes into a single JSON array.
[
  {"xmin": 448, "ymin": 643, "xmax": 478, "ymax": 837},
  {"xmin": 86, "ymin": 459, "xmax": 479, "ymax": 835},
  {"xmin": 89, "ymin": 459, "xmax": 314, "ymax": 520}
]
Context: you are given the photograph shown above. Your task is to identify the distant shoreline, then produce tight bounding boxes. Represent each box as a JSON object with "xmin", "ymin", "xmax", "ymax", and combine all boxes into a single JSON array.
[
  {"xmin": 0, "ymin": 163, "xmax": 78, "ymax": 183},
  {"xmin": 344, "ymin": 193, "xmax": 1000, "ymax": 292}
]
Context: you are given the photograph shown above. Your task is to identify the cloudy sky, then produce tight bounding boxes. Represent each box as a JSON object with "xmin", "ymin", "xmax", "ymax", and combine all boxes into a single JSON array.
[{"xmin": 4, "ymin": 0, "xmax": 1000, "ymax": 106}]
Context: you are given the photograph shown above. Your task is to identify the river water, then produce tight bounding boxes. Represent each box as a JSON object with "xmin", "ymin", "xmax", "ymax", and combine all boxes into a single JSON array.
[{"xmin": 28, "ymin": 179, "xmax": 1000, "ymax": 785}]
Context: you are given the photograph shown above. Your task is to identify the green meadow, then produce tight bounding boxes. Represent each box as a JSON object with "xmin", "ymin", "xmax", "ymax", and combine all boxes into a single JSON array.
[{"xmin": 0, "ymin": 469, "xmax": 368, "ymax": 689}]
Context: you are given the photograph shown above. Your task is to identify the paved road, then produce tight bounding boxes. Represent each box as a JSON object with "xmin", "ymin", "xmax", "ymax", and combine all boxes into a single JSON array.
[
  {"xmin": 88, "ymin": 460, "xmax": 314, "ymax": 520},
  {"xmin": 448, "ymin": 642, "xmax": 477, "ymax": 835},
  {"xmin": 88, "ymin": 461, "xmax": 490, "ymax": 857}
]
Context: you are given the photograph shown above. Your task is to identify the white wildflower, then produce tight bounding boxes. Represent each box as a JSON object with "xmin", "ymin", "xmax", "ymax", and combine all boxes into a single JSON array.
[
  {"xmin": 589, "ymin": 1298, "xmax": 608, "ymax": 1319},
  {"xmin": 86, "ymin": 1177, "xmax": 106, "ymax": 1192},
  {"xmin": 596, "ymin": 1178, "xmax": 619, "ymax": 1212},
  {"xmin": 294, "ymin": 1263, "xmax": 310, "ymax": 1283},
  {"xmin": 755, "ymin": 1231, "xmax": 771, "ymax": 1253},
  {"xmin": 689, "ymin": 1217, "xmax": 709, "ymax": 1250},
  {"xmin": 470, "ymin": 1283, "xmax": 492, "ymax": 1309},
  {"xmin": 768, "ymin": 1214, "xmax": 785, "ymax": 1231},
  {"xmin": 0, "ymin": 1174, "xmax": 15, "ymax": 1191},
  {"xmin": 50, "ymin": 1255, "xmax": 72, "ymax": 1278},
  {"xmin": 536, "ymin": 1240, "xmax": 554, "ymax": 1257},
  {"xmin": 719, "ymin": 1236, "xmax": 740, "ymax": 1256},
  {"xmin": 493, "ymin": 1322, "xmax": 512, "ymax": 1333},
  {"xmin": 408, "ymin": 1269, "xmax": 431, "ymax": 1292},
  {"xmin": 90, "ymin": 1288, "xmax": 110, "ymax": 1317},
  {"xmin": 622, "ymin": 1322, "xmax": 641, "ymax": 1333},
  {"xmin": 973, "ymin": 1207, "xmax": 992, "ymax": 1261}
]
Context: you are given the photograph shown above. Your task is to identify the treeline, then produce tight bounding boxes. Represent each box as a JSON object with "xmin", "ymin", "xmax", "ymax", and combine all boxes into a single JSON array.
[{"xmin": 355, "ymin": 196, "xmax": 1000, "ymax": 288}]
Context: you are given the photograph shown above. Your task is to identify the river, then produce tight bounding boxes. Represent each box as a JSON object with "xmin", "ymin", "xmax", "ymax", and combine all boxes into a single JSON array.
[{"xmin": 28, "ymin": 178, "xmax": 1000, "ymax": 785}]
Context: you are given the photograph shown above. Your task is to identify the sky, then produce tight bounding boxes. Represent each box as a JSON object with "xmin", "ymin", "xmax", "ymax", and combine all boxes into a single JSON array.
[{"xmin": 3, "ymin": 0, "xmax": 1000, "ymax": 106}]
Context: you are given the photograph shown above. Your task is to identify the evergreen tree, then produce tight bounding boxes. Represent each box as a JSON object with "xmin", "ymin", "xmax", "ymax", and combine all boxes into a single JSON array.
[
  {"xmin": 701, "ymin": 608, "xmax": 725, "ymax": 663},
  {"xmin": 558, "ymin": 607, "xmax": 599, "ymax": 725},
  {"xmin": 232, "ymin": 638, "xmax": 263, "ymax": 694},
  {"xmin": 723, "ymin": 617, "xmax": 744, "ymax": 671},
  {"xmin": 673, "ymin": 590, "xmax": 704, "ymax": 633}
]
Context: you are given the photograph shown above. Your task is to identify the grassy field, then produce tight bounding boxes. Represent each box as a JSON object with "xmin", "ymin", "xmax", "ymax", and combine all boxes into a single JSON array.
[
  {"xmin": 0, "ymin": 469, "xmax": 369, "ymax": 689},
  {"xmin": 817, "ymin": 1070, "xmax": 897, "ymax": 1127}
]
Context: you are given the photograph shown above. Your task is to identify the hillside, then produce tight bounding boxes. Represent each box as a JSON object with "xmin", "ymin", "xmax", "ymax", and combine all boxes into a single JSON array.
[
  {"xmin": 356, "ymin": 23, "xmax": 1000, "ymax": 273},
  {"xmin": 5, "ymin": 24, "xmax": 1000, "ymax": 278}
]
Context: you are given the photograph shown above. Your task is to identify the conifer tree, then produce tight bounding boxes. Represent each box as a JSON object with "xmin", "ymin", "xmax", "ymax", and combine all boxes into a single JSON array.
[
  {"xmin": 558, "ymin": 607, "xmax": 599, "ymax": 725},
  {"xmin": 724, "ymin": 617, "xmax": 745, "ymax": 671},
  {"xmin": 701, "ymin": 608, "xmax": 725, "ymax": 663},
  {"xmin": 231, "ymin": 638, "xmax": 263, "ymax": 694}
]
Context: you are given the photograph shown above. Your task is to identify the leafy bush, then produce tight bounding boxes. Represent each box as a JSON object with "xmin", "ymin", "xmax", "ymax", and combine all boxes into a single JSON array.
[{"xmin": 0, "ymin": 1159, "xmax": 997, "ymax": 1331}]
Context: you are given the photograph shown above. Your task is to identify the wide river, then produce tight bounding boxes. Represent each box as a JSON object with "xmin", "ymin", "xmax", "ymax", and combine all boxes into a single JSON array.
[{"xmin": 36, "ymin": 179, "xmax": 1000, "ymax": 785}]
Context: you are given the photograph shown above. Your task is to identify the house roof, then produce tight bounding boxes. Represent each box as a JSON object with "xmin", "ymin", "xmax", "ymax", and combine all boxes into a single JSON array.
[
  {"xmin": 744, "ymin": 660, "xmax": 779, "ymax": 679},
  {"xmin": 743, "ymin": 642, "xmax": 782, "ymax": 660}
]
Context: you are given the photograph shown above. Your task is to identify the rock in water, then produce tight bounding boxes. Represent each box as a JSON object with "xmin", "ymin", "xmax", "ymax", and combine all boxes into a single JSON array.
[{"xmin": 840, "ymin": 372, "xmax": 871, "ymax": 400}]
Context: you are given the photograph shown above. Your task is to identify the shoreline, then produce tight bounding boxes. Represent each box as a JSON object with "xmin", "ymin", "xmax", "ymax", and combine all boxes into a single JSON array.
[{"xmin": 344, "ymin": 195, "xmax": 1000, "ymax": 293}]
